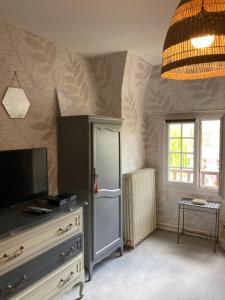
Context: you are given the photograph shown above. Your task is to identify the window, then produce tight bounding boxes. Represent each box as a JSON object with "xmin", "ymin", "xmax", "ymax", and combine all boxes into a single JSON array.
[
  {"xmin": 166, "ymin": 118, "xmax": 221, "ymax": 191},
  {"xmin": 167, "ymin": 121, "xmax": 195, "ymax": 184},
  {"xmin": 200, "ymin": 120, "xmax": 220, "ymax": 189}
]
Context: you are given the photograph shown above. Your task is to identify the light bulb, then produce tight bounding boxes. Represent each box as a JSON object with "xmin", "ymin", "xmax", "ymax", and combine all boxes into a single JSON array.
[{"xmin": 191, "ymin": 35, "xmax": 215, "ymax": 49}]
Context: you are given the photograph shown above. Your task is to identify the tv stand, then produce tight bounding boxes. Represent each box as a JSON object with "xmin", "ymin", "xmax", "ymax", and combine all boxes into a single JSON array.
[{"xmin": 0, "ymin": 200, "xmax": 86, "ymax": 299}]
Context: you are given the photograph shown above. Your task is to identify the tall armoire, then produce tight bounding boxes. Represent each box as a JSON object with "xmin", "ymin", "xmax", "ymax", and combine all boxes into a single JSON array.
[{"xmin": 58, "ymin": 115, "xmax": 123, "ymax": 280}]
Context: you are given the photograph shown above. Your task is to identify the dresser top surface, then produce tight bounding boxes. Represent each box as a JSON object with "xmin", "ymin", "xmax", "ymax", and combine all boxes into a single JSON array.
[{"xmin": 0, "ymin": 198, "xmax": 86, "ymax": 240}]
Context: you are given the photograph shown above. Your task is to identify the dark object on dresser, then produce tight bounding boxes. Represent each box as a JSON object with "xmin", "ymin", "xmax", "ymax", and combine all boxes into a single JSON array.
[
  {"xmin": 58, "ymin": 115, "xmax": 123, "ymax": 281},
  {"xmin": 45, "ymin": 193, "xmax": 76, "ymax": 206}
]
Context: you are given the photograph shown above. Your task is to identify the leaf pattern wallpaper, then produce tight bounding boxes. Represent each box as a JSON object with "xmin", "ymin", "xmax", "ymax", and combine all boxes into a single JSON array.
[
  {"xmin": 0, "ymin": 21, "xmax": 100, "ymax": 194},
  {"xmin": 89, "ymin": 52, "xmax": 127, "ymax": 117},
  {"xmin": 121, "ymin": 52, "xmax": 153, "ymax": 174},
  {"xmin": 0, "ymin": 20, "xmax": 224, "ymax": 234},
  {"xmin": 145, "ymin": 65, "xmax": 225, "ymax": 233},
  {"xmin": 89, "ymin": 51, "xmax": 153, "ymax": 175}
]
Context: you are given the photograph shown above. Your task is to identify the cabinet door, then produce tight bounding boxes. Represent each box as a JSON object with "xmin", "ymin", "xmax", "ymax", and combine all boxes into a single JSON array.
[{"xmin": 92, "ymin": 123, "xmax": 122, "ymax": 259}]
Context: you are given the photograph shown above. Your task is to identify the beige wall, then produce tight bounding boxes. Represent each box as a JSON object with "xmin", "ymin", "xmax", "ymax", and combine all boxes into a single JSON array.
[
  {"xmin": 0, "ymin": 21, "xmax": 100, "ymax": 194},
  {"xmin": 89, "ymin": 52, "xmax": 127, "ymax": 117},
  {"xmin": 121, "ymin": 52, "xmax": 153, "ymax": 173},
  {"xmin": 145, "ymin": 65, "xmax": 225, "ymax": 234},
  {"xmin": 90, "ymin": 52, "xmax": 154, "ymax": 174},
  {"xmin": 1, "ymin": 21, "xmax": 224, "ymax": 234}
]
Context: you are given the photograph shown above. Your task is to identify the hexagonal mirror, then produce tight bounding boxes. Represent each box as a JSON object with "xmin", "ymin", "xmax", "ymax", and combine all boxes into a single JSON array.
[{"xmin": 2, "ymin": 87, "xmax": 30, "ymax": 119}]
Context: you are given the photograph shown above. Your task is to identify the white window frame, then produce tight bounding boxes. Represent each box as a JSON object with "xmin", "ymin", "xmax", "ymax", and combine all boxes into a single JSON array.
[
  {"xmin": 164, "ymin": 115, "xmax": 222, "ymax": 197},
  {"xmin": 165, "ymin": 120, "xmax": 197, "ymax": 189},
  {"xmin": 197, "ymin": 117, "xmax": 221, "ymax": 193}
]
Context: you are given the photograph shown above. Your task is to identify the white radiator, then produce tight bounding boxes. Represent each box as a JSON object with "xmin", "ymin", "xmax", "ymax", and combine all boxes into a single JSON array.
[{"xmin": 123, "ymin": 168, "xmax": 156, "ymax": 248}]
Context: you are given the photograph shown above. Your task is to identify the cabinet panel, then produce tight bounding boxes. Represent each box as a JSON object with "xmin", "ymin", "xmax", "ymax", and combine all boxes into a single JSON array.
[
  {"xmin": 94, "ymin": 125, "xmax": 120, "ymax": 190},
  {"xmin": 93, "ymin": 123, "xmax": 122, "ymax": 260},
  {"xmin": 94, "ymin": 196, "xmax": 121, "ymax": 258}
]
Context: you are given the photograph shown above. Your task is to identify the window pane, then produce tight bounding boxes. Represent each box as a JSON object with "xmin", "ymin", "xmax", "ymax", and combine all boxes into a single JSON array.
[
  {"xmin": 183, "ymin": 124, "xmax": 194, "ymax": 137},
  {"xmin": 167, "ymin": 121, "xmax": 195, "ymax": 184},
  {"xmin": 201, "ymin": 173, "xmax": 219, "ymax": 187},
  {"xmin": 169, "ymin": 153, "xmax": 181, "ymax": 168},
  {"xmin": 169, "ymin": 169, "xmax": 181, "ymax": 181},
  {"xmin": 169, "ymin": 138, "xmax": 181, "ymax": 152},
  {"xmin": 200, "ymin": 120, "xmax": 220, "ymax": 189},
  {"xmin": 182, "ymin": 139, "xmax": 194, "ymax": 153},
  {"xmin": 182, "ymin": 153, "xmax": 194, "ymax": 169},
  {"xmin": 182, "ymin": 170, "xmax": 194, "ymax": 183},
  {"xmin": 169, "ymin": 124, "xmax": 181, "ymax": 137}
]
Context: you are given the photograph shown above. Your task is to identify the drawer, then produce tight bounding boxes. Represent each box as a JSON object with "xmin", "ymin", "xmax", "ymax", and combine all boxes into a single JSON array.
[
  {"xmin": 12, "ymin": 255, "xmax": 84, "ymax": 300},
  {"xmin": 0, "ymin": 234, "xmax": 83, "ymax": 299},
  {"xmin": 0, "ymin": 208, "xmax": 82, "ymax": 275}
]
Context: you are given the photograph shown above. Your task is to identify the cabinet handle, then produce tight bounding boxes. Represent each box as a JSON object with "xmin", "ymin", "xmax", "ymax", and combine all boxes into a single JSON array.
[
  {"xmin": 58, "ymin": 223, "xmax": 73, "ymax": 234},
  {"xmin": 77, "ymin": 239, "xmax": 82, "ymax": 249},
  {"xmin": 6, "ymin": 275, "xmax": 27, "ymax": 293},
  {"xmin": 3, "ymin": 246, "xmax": 24, "ymax": 260},
  {"xmin": 76, "ymin": 261, "xmax": 82, "ymax": 273},
  {"xmin": 60, "ymin": 247, "xmax": 75, "ymax": 259},
  {"xmin": 75, "ymin": 215, "xmax": 80, "ymax": 226},
  {"xmin": 93, "ymin": 168, "xmax": 99, "ymax": 193},
  {"xmin": 58, "ymin": 271, "xmax": 74, "ymax": 287}
]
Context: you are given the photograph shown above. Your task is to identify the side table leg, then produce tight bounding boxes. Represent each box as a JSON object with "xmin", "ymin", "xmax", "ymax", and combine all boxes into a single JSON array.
[
  {"xmin": 182, "ymin": 204, "xmax": 185, "ymax": 235},
  {"xmin": 217, "ymin": 210, "xmax": 220, "ymax": 244},
  {"xmin": 214, "ymin": 210, "xmax": 219, "ymax": 253},
  {"xmin": 177, "ymin": 204, "xmax": 180, "ymax": 244}
]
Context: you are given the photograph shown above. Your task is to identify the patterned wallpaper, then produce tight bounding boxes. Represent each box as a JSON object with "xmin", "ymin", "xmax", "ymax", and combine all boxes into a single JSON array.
[
  {"xmin": 89, "ymin": 52, "xmax": 127, "ymax": 117},
  {"xmin": 89, "ymin": 51, "xmax": 154, "ymax": 175},
  {"xmin": 145, "ymin": 65, "xmax": 225, "ymax": 234},
  {"xmin": 145, "ymin": 65, "xmax": 225, "ymax": 114},
  {"xmin": 0, "ymin": 21, "xmax": 100, "ymax": 194},
  {"xmin": 1, "ymin": 20, "xmax": 224, "ymax": 234},
  {"xmin": 121, "ymin": 52, "xmax": 153, "ymax": 174}
]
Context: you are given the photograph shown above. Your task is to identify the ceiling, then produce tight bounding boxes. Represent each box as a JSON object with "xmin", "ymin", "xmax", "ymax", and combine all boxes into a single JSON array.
[{"xmin": 0, "ymin": 0, "xmax": 179, "ymax": 64}]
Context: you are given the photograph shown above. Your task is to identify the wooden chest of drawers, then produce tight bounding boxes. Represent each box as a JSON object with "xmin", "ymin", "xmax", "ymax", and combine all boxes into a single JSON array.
[
  {"xmin": 0, "ymin": 204, "xmax": 85, "ymax": 300},
  {"xmin": 0, "ymin": 208, "xmax": 82, "ymax": 276},
  {"xmin": 13, "ymin": 254, "xmax": 84, "ymax": 300}
]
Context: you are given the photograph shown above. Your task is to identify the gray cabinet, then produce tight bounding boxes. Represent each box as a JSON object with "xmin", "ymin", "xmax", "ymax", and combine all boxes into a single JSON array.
[{"xmin": 58, "ymin": 115, "xmax": 123, "ymax": 281}]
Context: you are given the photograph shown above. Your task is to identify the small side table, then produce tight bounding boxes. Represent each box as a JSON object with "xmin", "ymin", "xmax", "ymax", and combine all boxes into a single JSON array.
[{"xmin": 177, "ymin": 198, "xmax": 221, "ymax": 252}]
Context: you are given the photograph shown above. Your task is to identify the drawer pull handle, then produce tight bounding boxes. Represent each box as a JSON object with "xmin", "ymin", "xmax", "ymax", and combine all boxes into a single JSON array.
[
  {"xmin": 59, "ymin": 271, "xmax": 74, "ymax": 287},
  {"xmin": 60, "ymin": 246, "xmax": 75, "ymax": 259},
  {"xmin": 6, "ymin": 275, "xmax": 27, "ymax": 293},
  {"xmin": 58, "ymin": 223, "xmax": 73, "ymax": 234},
  {"xmin": 3, "ymin": 246, "xmax": 25, "ymax": 260},
  {"xmin": 76, "ymin": 261, "xmax": 82, "ymax": 273},
  {"xmin": 75, "ymin": 215, "xmax": 80, "ymax": 226}
]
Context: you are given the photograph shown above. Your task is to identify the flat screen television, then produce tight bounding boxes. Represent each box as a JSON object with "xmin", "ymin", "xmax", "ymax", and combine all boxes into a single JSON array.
[{"xmin": 0, "ymin": 148, "xmax": 48, "ymax": 209}]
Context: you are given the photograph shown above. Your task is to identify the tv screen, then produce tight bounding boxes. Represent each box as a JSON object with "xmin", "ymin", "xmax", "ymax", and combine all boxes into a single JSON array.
[{"xmin": 0, "ymin": 148, "xmax": 48, "ymax": 209}]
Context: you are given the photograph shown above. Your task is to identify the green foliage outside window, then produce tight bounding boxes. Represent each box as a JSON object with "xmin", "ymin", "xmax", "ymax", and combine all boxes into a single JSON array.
[{"xmin": 169, "ymin": 123, "xmax": 194, "ymax": 170}]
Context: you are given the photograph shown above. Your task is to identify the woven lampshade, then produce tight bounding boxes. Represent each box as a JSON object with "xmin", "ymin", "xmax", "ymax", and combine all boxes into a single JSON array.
[{"xmin": 161, "ymin": 0, "xmax": 225, "ymax": 80}]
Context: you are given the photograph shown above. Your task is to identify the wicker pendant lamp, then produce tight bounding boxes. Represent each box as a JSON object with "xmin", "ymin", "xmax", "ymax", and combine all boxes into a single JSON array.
[{"xmin": 161, "ymin": 0, "xmax": 225, "ymax": 80}]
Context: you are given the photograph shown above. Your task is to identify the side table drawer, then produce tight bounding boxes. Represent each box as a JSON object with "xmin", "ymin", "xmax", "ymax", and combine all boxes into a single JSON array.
[
  {"xmin": 0, "ymin": 234, "xmax": 83, "ymax": 299},
  {"xmin": 0, "ymin": 208, "xmax": 82, "ymax": 275},
  {"xmin": 12, "ymin": 255, "xmax": 84, "ymax": 300}
]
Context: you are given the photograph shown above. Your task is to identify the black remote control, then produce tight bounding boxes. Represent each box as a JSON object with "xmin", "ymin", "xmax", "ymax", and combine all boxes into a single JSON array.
[{"xmin": 24, "ymin": 206, "xmax": 52, "ymax": 214}]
